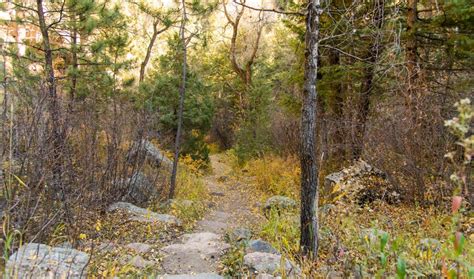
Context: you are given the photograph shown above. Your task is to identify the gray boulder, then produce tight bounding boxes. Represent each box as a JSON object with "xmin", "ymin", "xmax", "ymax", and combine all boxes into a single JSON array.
[
  {"xmin": 118, "ymin": 172, "xmax": 155, "ymax": 204},
  {"xmin": 263, "ymin": 196, "xmax": 297, "ymax": 213},
  {"xmin": 230, "ymin": 228, "xmax": 252, "ymax": 242},
  {"xmin": 246, "ymin": 239, "xmax": 279, "ymax": 255},
  {"xmin": 243, "ymin": 252, "xmax": 298, "ymax": 277},
  {"xmin": 325, "ymin": 160, "xmax": 385, "ymax": 187},
  {"xmin": 55, "ymin": 241, "xmax": 73, "ymax": 249},
  {"xmin": 6, "ymin": 243, "xmax": 89, "ymax": 278},
  {"xmin": 129, "ymin": 140, "xmax": 173, "ymax": 169},
  {"xmin": 108, "ymin": 202, "xmax": 181, "ymax": 225},
  {"xmin": 324, "ymin": 160, "xmax": 400, "ymax": 204}
]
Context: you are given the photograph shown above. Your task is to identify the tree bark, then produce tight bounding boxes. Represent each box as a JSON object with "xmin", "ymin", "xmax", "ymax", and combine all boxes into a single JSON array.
[
  {"xmin": 37, "ymin": 0, "xmax": 64, "ymax": 198},
  {"xmin": 352, "ymin": 0, "xmax": 384, "ymax": 160},
  {"xmin": 139, "ymin": 21, "xmax": 169, "ymax": 83},
  {"xmin": 169, "ymin": 0, "xmax": 187, "ymax": 199},
  {"xmin": 300, "ymin": 0, "xmax": 321, "ymax": 259},
  {"xmin": 405, "ymin": 0, "xmax": 418, "ymax": 114},
  {"xmin": 70, "ymin": 14, "xmax": 78, "ymax": 105},
  {"xmin": 327, "ymin": 49, "xmax": 344, "ymax": 160}
]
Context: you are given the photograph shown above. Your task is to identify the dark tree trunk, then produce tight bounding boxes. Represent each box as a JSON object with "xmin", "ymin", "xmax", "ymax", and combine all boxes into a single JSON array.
[
  {"xmin": 300, "ymin": 0, "xmax": 321, "ymax": 259},
  {"xmin": 169, "ymin": 0, "xmax": 187, "ymax": 200},
  {"xmin": 327, "ymin": 49, "xmax": 344, "ymax": 161},
  {"xmin": 37, "ymin": 0, "xmax": 65, "ymax": 198},
  {"xmin": 70, "ymin": 15, "xmax": 78, "ymax": 105},
  {"xmin": 352, "ymin": 0, "xmax": 384, "ymax": 160},
  {"xmin": 405, "ymin": 0, "xmax": 418, "ymax": 114}
]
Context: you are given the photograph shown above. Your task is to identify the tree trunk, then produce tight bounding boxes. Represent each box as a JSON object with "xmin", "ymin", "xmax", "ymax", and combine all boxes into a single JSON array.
[
  {"xmin": 327, "ymin": 49, "xmax": 344, "ymax": 161},
  {"xmin": 169, "ymin": 0, "xmax": 187, "ymax": 200},
  {"xmin": 36, "ymin": 0, "xmax": 64, "ymax": 198},
  {"xmin": 300, "ymin": 0, "xmax": 321, "ymax": 259},
  {"xmin": 405, "ymin": 0, "xmax": 418, "ymax": 114},
  {"xmin": 70, "ymin": 14, "xmax": 78, "ymax": 105},
  {"xmin": 139, "ymin": 21, "xmax": 169, "ymax": 83},
  {"xmin": 352, "ymin": 0, "xmax": 384, "ymax": 160}
]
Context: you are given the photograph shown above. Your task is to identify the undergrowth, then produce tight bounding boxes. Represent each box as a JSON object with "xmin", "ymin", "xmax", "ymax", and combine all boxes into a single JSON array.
[{"xmin": 235, "ymin": 154, "xmax": 473, "ymax": 278}]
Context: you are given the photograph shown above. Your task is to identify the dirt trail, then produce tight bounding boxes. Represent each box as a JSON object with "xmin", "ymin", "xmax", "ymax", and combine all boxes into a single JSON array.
[{"xmin": 159, "ymin": 154, "xmax": 264, "ymax": 278}]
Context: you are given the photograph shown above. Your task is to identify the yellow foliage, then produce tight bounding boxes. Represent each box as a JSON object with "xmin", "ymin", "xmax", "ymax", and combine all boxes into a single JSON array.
[
  {"xmin": 95, "ymin": 220, "xmax": 102, "ymax": 232},
  {"xmin": 244, "ymin": 155, "xmax": 300, "ymax": 200}
]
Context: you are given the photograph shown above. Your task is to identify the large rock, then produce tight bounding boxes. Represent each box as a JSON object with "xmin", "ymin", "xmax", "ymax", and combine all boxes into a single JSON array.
[
  {"xmin": 108, "ymin": 202, "xmax": 181, "ymax": 225},
  {"xmin": 243, "ymin": 252, "xmax": 298, "ymax": 277},
  {"xmin": 324, "ymin": 160, "xmax": 400, "ymax": 204},
  {"xmin": 161, "ymin": 232, "xmax": 230, "ymax": 274},
  {"xmin": 6, "ymin": 243, "xmax": 89, "ymax": 278},
  {"xmin": 246, "ymin": 239, "xmax": 279, "ymax": 255},
  {"xmin": 229, "ymin": 228, "xmax": 252, "ymax": 242},
  {"xmin": 129, "ymin": 140, "xmax": 173, "ymax": 169},
  {"xmin": 263, "ymin": 196, "xmax": 297, "ymax": 213},
  {"xmin": 117, "ymin": 172, "xmax": 155, "ymax": 204}
]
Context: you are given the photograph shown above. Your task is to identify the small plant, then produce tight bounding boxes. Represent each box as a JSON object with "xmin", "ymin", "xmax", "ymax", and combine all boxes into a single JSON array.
[
  {"xmin": 396, "ymin": 257, "xmax": 407, "ymax": 279},
  {"xmin": 441, "ymin": 98, "xmax": 473, "ymax": 278},
  {"xmin": 260, "ymin": 208, "xmax": 299, "ymax": 254}
]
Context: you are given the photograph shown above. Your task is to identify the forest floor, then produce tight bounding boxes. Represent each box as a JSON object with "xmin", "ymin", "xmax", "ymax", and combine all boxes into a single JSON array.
[
  {"xmin": 9, "ymin": 153, "xmax": 471, "ymax": 278},
  {"xmin": 83, "ymin": 154, "xmax": 266, "ymax": 278}
]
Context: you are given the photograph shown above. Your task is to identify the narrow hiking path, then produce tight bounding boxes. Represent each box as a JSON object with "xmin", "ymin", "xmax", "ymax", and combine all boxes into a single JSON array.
[
  {"xmin": 159, "ymin": 154, "xmax": 265, "ymax": 277},
  {"xmin": 5, "ymin": 153, "xmax": 269, "ymax": 278}
]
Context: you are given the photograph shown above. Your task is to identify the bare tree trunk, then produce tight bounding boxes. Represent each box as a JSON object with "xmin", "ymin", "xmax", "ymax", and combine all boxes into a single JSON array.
[
  {"xmin": 223, "ymin": 0, "xmax": 264, "ymax": 112},
  {"xmin": 36, "ymin": 0, "xmax": 65, "ymax": 199},
  {"xmin": 169, "ymin": 0, "xmax": 187, "ymax": 200},
  {"xmin": 300, "ymin": 0, "xmax": 321, "ymax": 259},
  {"xmin": 139, "ymin": 21, "xmax": 169, "ymax": 83}
]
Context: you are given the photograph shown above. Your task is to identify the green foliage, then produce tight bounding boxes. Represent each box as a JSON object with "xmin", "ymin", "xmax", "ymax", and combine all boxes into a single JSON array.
[
  {"xmin": 221, "ymin": 244, "xmax": 247, "ymax": 277},
  {"xmin": 145, "ymin": 35, "xmax": 214, "ymax": 162},
  {"xmin": 260, "ymin": 209, "xmax": 299, "ymax": 254},
  {"xmin": 396, "ymin": 257, "xmax": 407, "ymax": 279}
]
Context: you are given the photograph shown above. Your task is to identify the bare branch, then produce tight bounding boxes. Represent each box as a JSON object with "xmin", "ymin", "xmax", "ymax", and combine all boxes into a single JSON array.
[{"xmin": 232, "ymin": 0, "xmax": 304, "ymax": 16}]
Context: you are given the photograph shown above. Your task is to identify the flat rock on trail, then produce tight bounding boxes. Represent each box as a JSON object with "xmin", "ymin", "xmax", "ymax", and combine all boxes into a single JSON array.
[{"xmin": 160, "ymin": 154, "xmax": 264, "ymax": 277}]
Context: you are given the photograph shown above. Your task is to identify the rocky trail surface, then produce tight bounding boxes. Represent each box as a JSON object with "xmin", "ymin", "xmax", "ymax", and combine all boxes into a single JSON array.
[{"xmin": 159, "ymin": 154, "xmax": 265, "ymax": 278}]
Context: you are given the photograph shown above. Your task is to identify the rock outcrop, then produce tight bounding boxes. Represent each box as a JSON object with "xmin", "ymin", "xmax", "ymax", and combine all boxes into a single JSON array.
[
  {"xmin": 6, "ymin": 243, "xmax": 90, "ymax": 279},
  {"xmin": 108, "ymin": 202, "xmax": 181, "ymax": 225},
  {"xmin": 243, "ymin": 252, "xmax": 299, "ymax": 277},
  {"xmin": 246, "ymin": 239, "xmax": 279, "ymax": 255},
  {"xmin": 324, "ymin": 160, "xmax": 400, "ymax": 205},
  {"xmin": 117, "ymin": 172, "xmax": 156, "ymax": 204},
  {"xmin": 263, "ymin": 196, "xmax": 297, "ymax": 214},
  {"xmin": 128, "ymin": 140, "xmax": 173, "ymax": 170}
]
